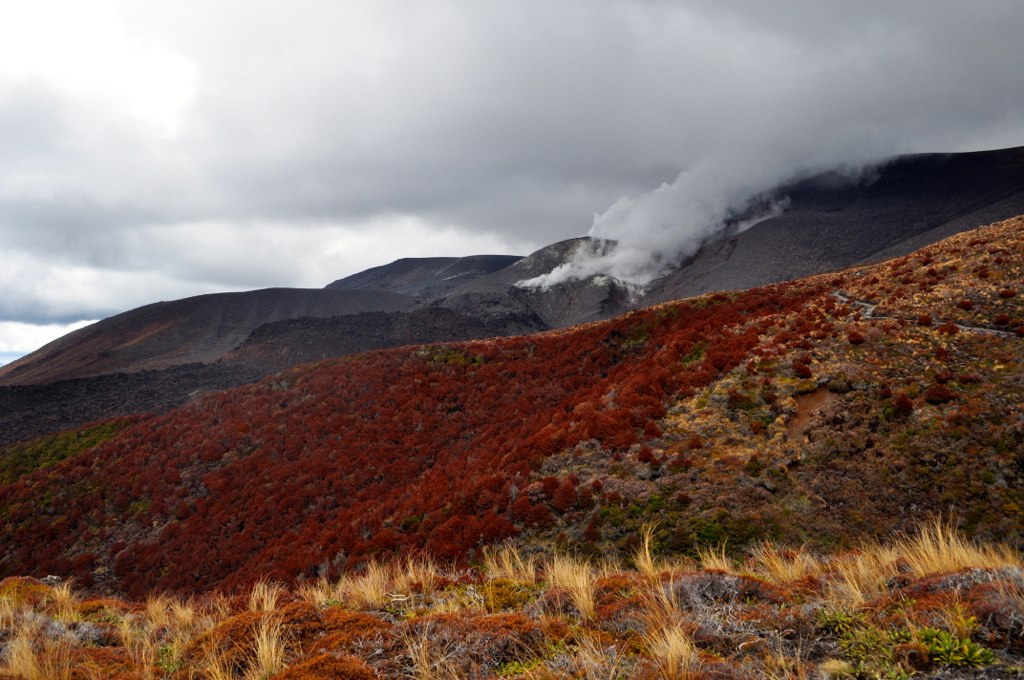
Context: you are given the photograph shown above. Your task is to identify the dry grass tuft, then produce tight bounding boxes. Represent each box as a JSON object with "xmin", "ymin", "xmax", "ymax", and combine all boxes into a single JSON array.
[
  {"xmin": 402, "ymin": 622, "xmax": 461, "ymax": 680},
  {"xmin": 826, "ymin": 544, "xmax": 901, "ymax": 608},
  {"xmin": 1, "ymin": 621, "xmax": 74, "ymax": 680},
  {"xmin": 894, "ymin": 519, "xmax": 1021, "ymax": 578},
  {"xmin": 199, "ymin": 643, "xmax": 236, "ymax": 680},
  {"xmin": 337, "ymin": 561, "xmax": 395, "ymax": 610},
  {"xmin": 248, "ymin": 578, "xmax": 286, "ymax": 613},
  {"xmin": 483, "ymin": 543, "xmax": 539, "ymax": 584},
  {"xmin": 296, "ymin": 576, "xmax": 336, "ymax": 607},
  {"xmin": 46, "ymin": 580, "xmax": 80, "ymax": 623},
  {"xmin": 632, "ymin": 524, "xmax": 662, "ymax": 582},
  {"xmin": 396, "ymin": 555, "xmax": 441, "ymax": 595},
  {"xmin": 545, "ymin": 554, "xmax": 597, "ymax": 621},
  {"xmin": 818, "ymin": 658, "xmax": 854, "ymax": 679},
  {"xmin": 118, "ymin": 613, "xmax": 158, "ymax": 674},
  {"xmin": 750, "ymin": 543, "xmax": 822, "ymax": 584},
  {"xmin": 697, "ymin": 543, "xmax": 734, "ymax": 572},
  {"xmin": 244, "ymin": 616, "xmax": 288, "ymax": 680},
  {"xmin": 0, "ymin": 594, "xmax": 18, "ymax": 628},
  {"xmin": 645, "ymin": 623, "xmax": 701, "ymax": 679}
]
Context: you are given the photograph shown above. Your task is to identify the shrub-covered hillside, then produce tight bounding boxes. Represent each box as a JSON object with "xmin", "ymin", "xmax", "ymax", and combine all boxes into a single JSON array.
[{"xmin": 0, "ymin": 217, "xmax": 1021, "ymax": 598}]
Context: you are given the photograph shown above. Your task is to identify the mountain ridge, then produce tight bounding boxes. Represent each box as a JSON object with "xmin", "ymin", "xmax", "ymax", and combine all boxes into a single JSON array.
[
  {"xmin": 2, "ymin": 146, "xmax": 1024, "ymax": 446},
  {"xmin": 0, "ymin": 214, "xmax": 1020, "ymax": 597}
]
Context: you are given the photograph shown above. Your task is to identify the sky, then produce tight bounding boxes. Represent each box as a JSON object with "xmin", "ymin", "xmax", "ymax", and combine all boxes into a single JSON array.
[{"xmin": 2, "ymin": 1, "xmax": 1024, "ymax": 364}]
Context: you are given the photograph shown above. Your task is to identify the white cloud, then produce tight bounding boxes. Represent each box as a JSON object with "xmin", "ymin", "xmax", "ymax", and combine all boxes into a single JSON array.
[
  {"xmin": 0, "ymin": 320, "xmax": 96, "ymax": 356},
  {"xmin": 0, "ymin": 0, "xmax": 1021, "ymax": 339}
]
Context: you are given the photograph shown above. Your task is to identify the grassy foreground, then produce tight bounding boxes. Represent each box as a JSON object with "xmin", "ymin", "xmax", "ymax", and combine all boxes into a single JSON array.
[{"xmin": 1, "ymin": 522, "xmax": 1022, "ymax": 679}]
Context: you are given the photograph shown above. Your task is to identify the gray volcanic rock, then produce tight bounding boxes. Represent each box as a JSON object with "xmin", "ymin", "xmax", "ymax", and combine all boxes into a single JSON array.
[
  {"xmin": 0, "ymin": 287, "xmax": 412, "ymax": 387},
  {"xmin": 431, "ymin": 239, "xmax": 636, "ymax": 330},
  {"xmin": 326, "ymin": 254, "xmax": 522, "ymax": 298}
]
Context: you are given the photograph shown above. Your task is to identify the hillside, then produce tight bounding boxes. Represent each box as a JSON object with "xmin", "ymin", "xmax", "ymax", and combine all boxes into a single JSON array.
[
  {"xmin": 0, "ymin": 216, "xmax": 1021, "ymax": 602},
  {"xmin": 0, "ymin": 288, "xmax": 412, "ymax": 387},
  {"xmin": 2, "ymin": 147, "xmax": 1023, "ymax": 447}
]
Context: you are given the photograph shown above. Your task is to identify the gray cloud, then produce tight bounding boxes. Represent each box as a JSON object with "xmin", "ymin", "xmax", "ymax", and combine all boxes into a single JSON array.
[{"xmin": 1, "ymin": 1, "xmax": 1024, "ymax": 348}]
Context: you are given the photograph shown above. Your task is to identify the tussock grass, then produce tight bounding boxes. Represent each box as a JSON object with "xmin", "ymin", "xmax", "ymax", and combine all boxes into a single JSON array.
[
  {"xmin": 0, "ymin": 518, "xmax": 1019, "ymax": 680},
  {"xmin": 244, "ymin": 617, "xmax": 288, "ymax": 680},
  {"xmin": 633, "ymin": 526, "xmax": 690, "ymax": 583},
  {"xmin": 895, "ymin": 519, "xmax": 1020, "ymax": 578},
  {"xmin": 396, "ymin": 555, "xmax": 441, "ymax": 595},
  {"xmin": 697, "ymin": 543, "xmax": 734, "ymax": 572},
  {"xmin": 118, "ymin": 613, "xmax": 159, "ymax": 673},
  {"xmin": 199, "ymin": 644, "xmax": 236, "ymax": 680},
  {"xmin": 645, "ymin": 623, "xmax": 701, "ymax": 679},
  {"xmin": 545, "ymin": 554, "xmax": 597, "ymax": 621},
  {"xmin": 248, "ymin": 578, "xmax": 285, "ymax": 613},
  {"xmin": 818, "ymin": 658, "xmax": 854, "ymax": 679},
  {"xmin": 1, "ymin": 622, "xmax": 73, "ymax": 680},
  {"xmin": 826, "ymin": 544, "xmax": 901, "ymax": 608},
  {"xmin": 0, "ymin": 595, "xmax": 18, "ymax": 628},
  {"xmin": 402, "ymin": 622, "xmax": 461, "ymax": 680},
  {"xmin": 337, "ymin": 560, "xmax": 395, "ymax": 610},
  {"xmin": 750, "ymin": 543, "xmax": 822, "ymax": 584},
  {"xmin": 46, "ymin": 579, "xmax": 80, "ymax": 623},
  {"xmin": 296, "ymin": 576, "xmax": 336, "ymax": 607},
  {"xmin": 483, "ymin": 543, "xmax": 538, "ymax": 583}
]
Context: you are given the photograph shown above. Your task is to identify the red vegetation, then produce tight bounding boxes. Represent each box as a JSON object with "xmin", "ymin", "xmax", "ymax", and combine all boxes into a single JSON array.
[
  {"xmin": 893, "ymin": 393, "xmax": 914, "ymax": 417},
  {"xmin": 0, "ymin": 283, "xmax": 820, "ymax": 595}
]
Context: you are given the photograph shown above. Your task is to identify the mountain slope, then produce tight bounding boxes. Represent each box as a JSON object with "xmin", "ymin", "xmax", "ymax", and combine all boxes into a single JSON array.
[
  {"xmin": 2, "ymin": 146, "xmax": 1023, "ymax": 448},
  {"xmin": 646, "ymin": 145, "xmax": 1024, "ymax": 302},
  {"xmin": 0, "ymin": 288, "xmax": 412, "ymax": 386},
  {"xmin": 0, "ymin": 215, "xmax": 1020, "ymax": 597},
  {"xmin": 326, "ymin": 254, "xmax": 522, "ymax": 297}
]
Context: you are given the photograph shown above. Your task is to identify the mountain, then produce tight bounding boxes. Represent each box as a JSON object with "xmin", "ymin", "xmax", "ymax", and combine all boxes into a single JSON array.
[
  {"xmin": 645, "ymin": 145, "xmax": 1024, "ymax": 303},
  {"xmin": 0, "ymin": 215, "xmax": 1020, "ymax": 597},
  {"xmin": 0, "ymin": 287, "xmax": 412, "ymax": 386},
  {"xmin": 2, "ymin": 146, "xmax": 1024, "ymax": 446},
  {"xmin": 326, "ymin": 254, "xmax": 522, "ymax": 297}
]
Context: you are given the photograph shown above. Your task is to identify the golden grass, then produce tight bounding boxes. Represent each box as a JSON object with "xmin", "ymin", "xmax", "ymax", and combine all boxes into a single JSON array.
[
  {"xmin": 825, "ymin": 544, "xmax": 901, "ymax": 608},
  {"xmin": 818, "ymin": 658, "xmax": 854, "ymax": 679},
  {"xmin": 337, "ymin": 560, "xmax": 396, "ymax": 610},
  {"xmin": 118, "ymin": 613, "xmax": 158, "ymax": 675},
  {"xmin": 248, "ymin": 578, "xmax": 285, "ymax": 613},
  {"xmin": 894, "ymin": 519, "xmax": 1021, "ymax": 578},
  {"xmin": 697, "ymin": 543, "xmax": 734, "ymax": 572},
  {"xmin": 632, "ymin": 524, "xmax": 661, "ymax": 581},
  {"xmin": 198, "ymin": 644, "xmax": 236, "ymax": 680},
  {"xmin": 296, "ymin": 576, "xmax": 336, "ymax": 607},
  {"xmin": 1, "ymin": 622, "xmax": 73, "ymax": 680},
  {"xmin": 396, "ymin": 555, "xmax": 441, "ymax": 595},
  {"xmin": 750, "ymin": 543, "xmax": 822, "ymax": 584},
  {"xmin": 46, "ymin": 579, "xmax": 80, "ymax": 623},
  {"xmin": 0, "ymin": 594, "xmax": 17, "ymax": 628},
  {"xmin": 544, "ymin": 554, "xmax": 597, "ymax": 621},
  {"xmin": 645, "ymin": 623, "xmax": 701, "ymax": 679},
  {"xmin": 0, "ymin": 519, "xmax": 1018, "ymax": 680},
  {"xmin": 402, "ymin": 622, "xmax": 461, "ymax": 680},
  {"xmin": 482, "ymin": 543, "xmax": 539, "ymax": 583},
  {"xmin": 244, "ymin": 617, "xmax": 288, "ymax": 680}
]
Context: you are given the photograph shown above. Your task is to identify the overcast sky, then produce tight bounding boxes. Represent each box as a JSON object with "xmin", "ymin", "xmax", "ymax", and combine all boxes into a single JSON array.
[{"xmin": 2, "ymin": 1, "xmax": 1024, "ymax": 363}]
